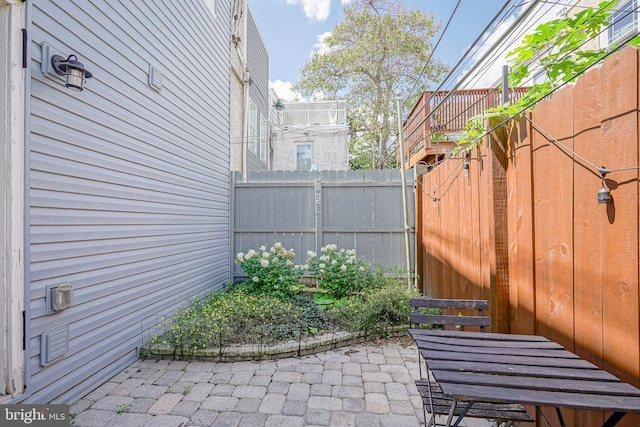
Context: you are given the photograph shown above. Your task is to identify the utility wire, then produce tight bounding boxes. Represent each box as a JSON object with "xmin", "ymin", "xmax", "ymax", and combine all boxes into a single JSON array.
[
  {"xmin": 400, "ymin": 2, "xmax": 638, "ymax": 164},
  {"xmin": 404, "ymin": 0, "xmax": 463, "ymax": 107},
  {"xmin": 384, "ymin": 1, "xmax": 523, "ymax": 164}
]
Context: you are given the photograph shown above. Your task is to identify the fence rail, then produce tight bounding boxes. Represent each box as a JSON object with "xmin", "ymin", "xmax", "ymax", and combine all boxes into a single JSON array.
[{"xmin": 230, "ymin": 170, "xmax": 414, "ymax": 283}]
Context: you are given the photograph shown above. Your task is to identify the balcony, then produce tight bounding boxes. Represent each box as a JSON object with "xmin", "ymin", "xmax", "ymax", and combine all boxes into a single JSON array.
[
  {"xmin": 402, "ymin": 87, "xmax": 528, "ymax": 168},
  {"xmin": 278, "ymin": 101, "xmax": 348, "ymax": 127}
]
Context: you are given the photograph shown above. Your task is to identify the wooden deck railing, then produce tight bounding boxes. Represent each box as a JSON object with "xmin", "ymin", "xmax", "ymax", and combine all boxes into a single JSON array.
[{"xmin": 403, "ymin": 87, "xmax": 529, "ymax": 163}]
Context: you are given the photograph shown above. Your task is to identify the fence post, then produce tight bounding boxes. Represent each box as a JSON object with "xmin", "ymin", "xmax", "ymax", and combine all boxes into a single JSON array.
[{"xmin": 487, "ymin": 116, "xmax": 511, "ymax": 333}]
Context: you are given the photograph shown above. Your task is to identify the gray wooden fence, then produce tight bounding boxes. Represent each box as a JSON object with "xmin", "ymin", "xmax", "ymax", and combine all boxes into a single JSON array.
[{"xmin": 230, "ymin": 170, "xmax": 415, "ymax": 283}]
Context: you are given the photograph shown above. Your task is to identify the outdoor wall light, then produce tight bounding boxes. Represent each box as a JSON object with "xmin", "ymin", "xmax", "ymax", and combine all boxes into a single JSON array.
[
  {"xmin": 597, "ymin": 165, "xmax": 612, "ymax": 204},
  {"xmin": 597, "ymin": 183, "xmax": 612, "ymax": 204},
  {"xmin": 462, "ymin": 152, "xmax": 471, "ymax": 175},
  {"xmin": 51, "ymin": 54, "xmax": 93, "ymax": 91}
]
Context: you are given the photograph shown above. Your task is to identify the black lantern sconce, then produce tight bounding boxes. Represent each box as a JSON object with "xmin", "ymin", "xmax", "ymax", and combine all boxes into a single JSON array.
[
  {"xmin": 462, "ymin": 151, "xmax": 471, "ymax": 175},
  {"xmin": 51, "ymin": 54, "xmax": 93, "ymax": 91},
  {"xmin": 597, "ymin": 166, "xmax": 612, "ymax": 205}
]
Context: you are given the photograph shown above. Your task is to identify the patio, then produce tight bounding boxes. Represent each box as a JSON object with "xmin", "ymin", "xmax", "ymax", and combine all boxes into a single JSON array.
[{"xmin": 70, "ymin": 338, "xmax": 492, "ymax": 427}]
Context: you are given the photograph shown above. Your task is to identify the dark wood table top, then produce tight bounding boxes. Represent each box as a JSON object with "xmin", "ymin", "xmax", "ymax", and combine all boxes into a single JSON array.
[{"xmin": 409, "ymin": 329, "xmax": 640, "ymax": 417}]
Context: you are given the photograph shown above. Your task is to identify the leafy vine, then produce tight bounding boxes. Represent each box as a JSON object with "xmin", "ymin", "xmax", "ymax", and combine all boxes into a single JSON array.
[{"xmin": 454, "ymin": 0, "xmax": 640, "ymax": 153}]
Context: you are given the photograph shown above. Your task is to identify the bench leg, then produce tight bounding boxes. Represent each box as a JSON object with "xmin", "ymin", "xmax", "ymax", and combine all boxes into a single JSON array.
[
  {"xmin": 445, "ymin": 398, "xmax": 458, "ymax": 426},
  {"xmin": 425, "ymin": 379, "xmax": 435, "ymax": 427}
]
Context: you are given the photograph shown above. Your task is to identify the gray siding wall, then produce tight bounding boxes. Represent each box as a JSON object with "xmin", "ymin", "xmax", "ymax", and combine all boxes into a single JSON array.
[
  {"xmin": 28, "ymin": 0, "xmax": 231, "ymax": 403},
  {"xmin": 246, "ymin": 5, "xmax": 269, "ymax": 171},
  {"xmin": 231, "ymin": 170, "xmax": 414, "ymax": 282}
]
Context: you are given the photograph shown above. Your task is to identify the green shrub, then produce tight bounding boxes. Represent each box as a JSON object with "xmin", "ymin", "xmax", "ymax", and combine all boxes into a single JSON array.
[
  {"xmin": 325, "ymin": 296, "xmax": 367, "ymax": 332},
  {"xmin": 289, "ymin": 294, "xmax": 332, "ymax": 335},
  {"xmin": 306, "ymin": 245, "xmax": 374, "ymax": 299},
  {"xmin": 328, "ymin": 280, "xmax": 420, "ymax": 332},
  {"xmin": 235, "ymin": 243, "xmax": 303, "ymax": 299},
  {"xmin": 142, "ymin": 256, "xmax": 421, "ymax": 358},
  {"xmin": 145, "ymin": 289, "xmax": 305, "ymax": 352}
]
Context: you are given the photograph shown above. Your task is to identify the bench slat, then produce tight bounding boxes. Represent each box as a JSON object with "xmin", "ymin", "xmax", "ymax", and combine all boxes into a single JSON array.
[
  {"xmin": 411, "ymin": 298, "xmax": 489, "ymax": 310},
  {"xmin": 411, "ymin": 314, "xmax": 490, "ymax": 327}
]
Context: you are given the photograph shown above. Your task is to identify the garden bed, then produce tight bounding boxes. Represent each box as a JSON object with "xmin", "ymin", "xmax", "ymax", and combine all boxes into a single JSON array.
[{"xmin": 140, "ymin": 243, "xmax": 421, "ymax": 362}]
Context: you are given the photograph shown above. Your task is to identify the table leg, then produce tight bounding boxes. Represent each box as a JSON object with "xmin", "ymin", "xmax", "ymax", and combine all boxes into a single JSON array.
[
  {"xmin": 452, "ymin": 401, "xmax": 474, "ymax": 427},
  {"xmin": 555, "ymin": 407, "xmax": 566, "ymax": 427},
  {"xmin": 602, "ymin": 412, "xmax": 626, "ymax": 427},
  {"xmin": 444, "ymin": 398, "xmax": 474, "ymax": 427}
]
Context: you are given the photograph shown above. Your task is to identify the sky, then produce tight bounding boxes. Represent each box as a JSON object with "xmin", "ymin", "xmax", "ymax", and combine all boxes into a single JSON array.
[{"xmin": 248, "ymin": 0, "xmax": 516, "ymax": 101}]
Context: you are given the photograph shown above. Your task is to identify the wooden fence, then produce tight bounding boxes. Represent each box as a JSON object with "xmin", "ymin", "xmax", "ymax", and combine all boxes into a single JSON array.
[
  {"xmin": 231, "ymin": 169, "xmax": 414, "ymax": 282},
  {"xmin": 416, "ymin": 47, "xmax": 640, "ymax": 426}
]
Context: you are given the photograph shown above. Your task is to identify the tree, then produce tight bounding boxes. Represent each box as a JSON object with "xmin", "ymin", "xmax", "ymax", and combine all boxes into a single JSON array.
[{"xmin": 294, "ymin": 0, "xmax": 448, "ymax": 169}]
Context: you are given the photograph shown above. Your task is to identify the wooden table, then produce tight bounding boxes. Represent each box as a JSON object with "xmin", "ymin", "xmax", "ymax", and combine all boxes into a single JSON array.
[{"xmin": 409, "ymin": 329, "xmax": 640, "ymax": 427}]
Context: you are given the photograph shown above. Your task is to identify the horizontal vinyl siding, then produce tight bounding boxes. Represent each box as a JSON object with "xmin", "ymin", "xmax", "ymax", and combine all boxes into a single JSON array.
[
  {"xmin": 27, "ymin": 0, "xmax": 231, "ymax": 403},
  {"xmin": 246, "ymin": 6, "xmax": 269, "ymax": 170}
]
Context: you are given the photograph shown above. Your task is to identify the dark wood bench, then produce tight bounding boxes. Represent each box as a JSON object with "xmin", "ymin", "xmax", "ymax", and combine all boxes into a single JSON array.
[{"xmin": 410, "ymin": 298, "xmax": 534, "ymax": 426}]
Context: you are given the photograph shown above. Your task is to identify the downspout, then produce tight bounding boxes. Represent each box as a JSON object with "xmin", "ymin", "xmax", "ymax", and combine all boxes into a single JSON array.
[
  {"xmin": 413, "ymin": 167, "xmax": 419, "ymax": 291},
  {"xmin": 6, "ymin": 0, "xmax": 29, "ymax": 403},
  {"xmin": 232, "ymin": 9, "xmax": 250, "ymax": 182}
]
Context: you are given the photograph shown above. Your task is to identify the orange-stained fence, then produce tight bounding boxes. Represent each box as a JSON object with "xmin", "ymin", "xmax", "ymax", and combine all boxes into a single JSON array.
[{"xmin": 415, "ymin": 47, "xmax": 640, "ymax": 427}]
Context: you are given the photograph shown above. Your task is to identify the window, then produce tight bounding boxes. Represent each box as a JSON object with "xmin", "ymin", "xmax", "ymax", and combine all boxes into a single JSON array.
[
  {"xmin": 248, "ymin": 100, "xmax": 257, "ymax": 153},
  {"xmin": 259, "ymin": 113, "xmax": 267, "ymax": 162},
  {"xmin": 296, "ymin": 143, "xmax": 313, "ymax": 170},
  {"xmin": 608, "ymin": 0, "xmax": 638, "ymax": 45}
]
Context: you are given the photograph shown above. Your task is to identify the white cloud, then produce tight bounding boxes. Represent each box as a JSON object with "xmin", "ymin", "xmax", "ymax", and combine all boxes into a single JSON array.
[
  {"xmin": 312, "ymin": 31, "xmax": 333, "ymax": 56},
  {"xmin": 270, "ymin": 80, "xmax": 302, "ymax": 101},
  {"xmin": 286, "ymin": 0, "xmax": 331, "ymax": 22}
]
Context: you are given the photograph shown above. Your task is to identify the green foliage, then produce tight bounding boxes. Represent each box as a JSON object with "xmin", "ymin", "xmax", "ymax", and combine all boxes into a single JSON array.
[
  {"xmin": 289, "ymin": 294, "xmax": 333, "ymax": 334},
  {"xmin": 143, "ymin": 242, "xmax": 420, "ymax": 358},
  {"xmin": 455, "ymin": 1, "xmax": 640, "ymax": 154},
  {"xmin": 144, "ymin": 289, "xmax": 310, "ymax": 353},
  {"xmin": 306, "ymin": 244, "xmax": 374, "ymax": 299},
  {"xmin": 294, "ymin": 0, "xmax": 447, "ymax": 169},
  {"xmin": 273, "ymin": 98, "xmax": 285, "ymax": 110},
  {"xmin": 328, "ymin": 279, "xmax": 421, "ymax": 332},
  {"xmin": 116, "ymin": 404, "xmax": 130, "ymax": 415},
  {"xmin": 313, "ymin": 292, "xmax": 343, "ymax": 310},
  {"xmin": 508, "ymin": 1, "xmax": 618, "ymax": 108},
  {"xmin": 235, "ymin": 243, "xmax": 303, "ymax": 299},
  {"xmin": 348, "ymin": 136, "xmax": 376, "ymax": 170}
]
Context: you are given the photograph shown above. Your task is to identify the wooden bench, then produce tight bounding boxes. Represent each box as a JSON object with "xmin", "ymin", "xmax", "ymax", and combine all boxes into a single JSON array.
[{"xmin": 410, "ymin": 298, "xmax": 534, "ymax": 426}]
